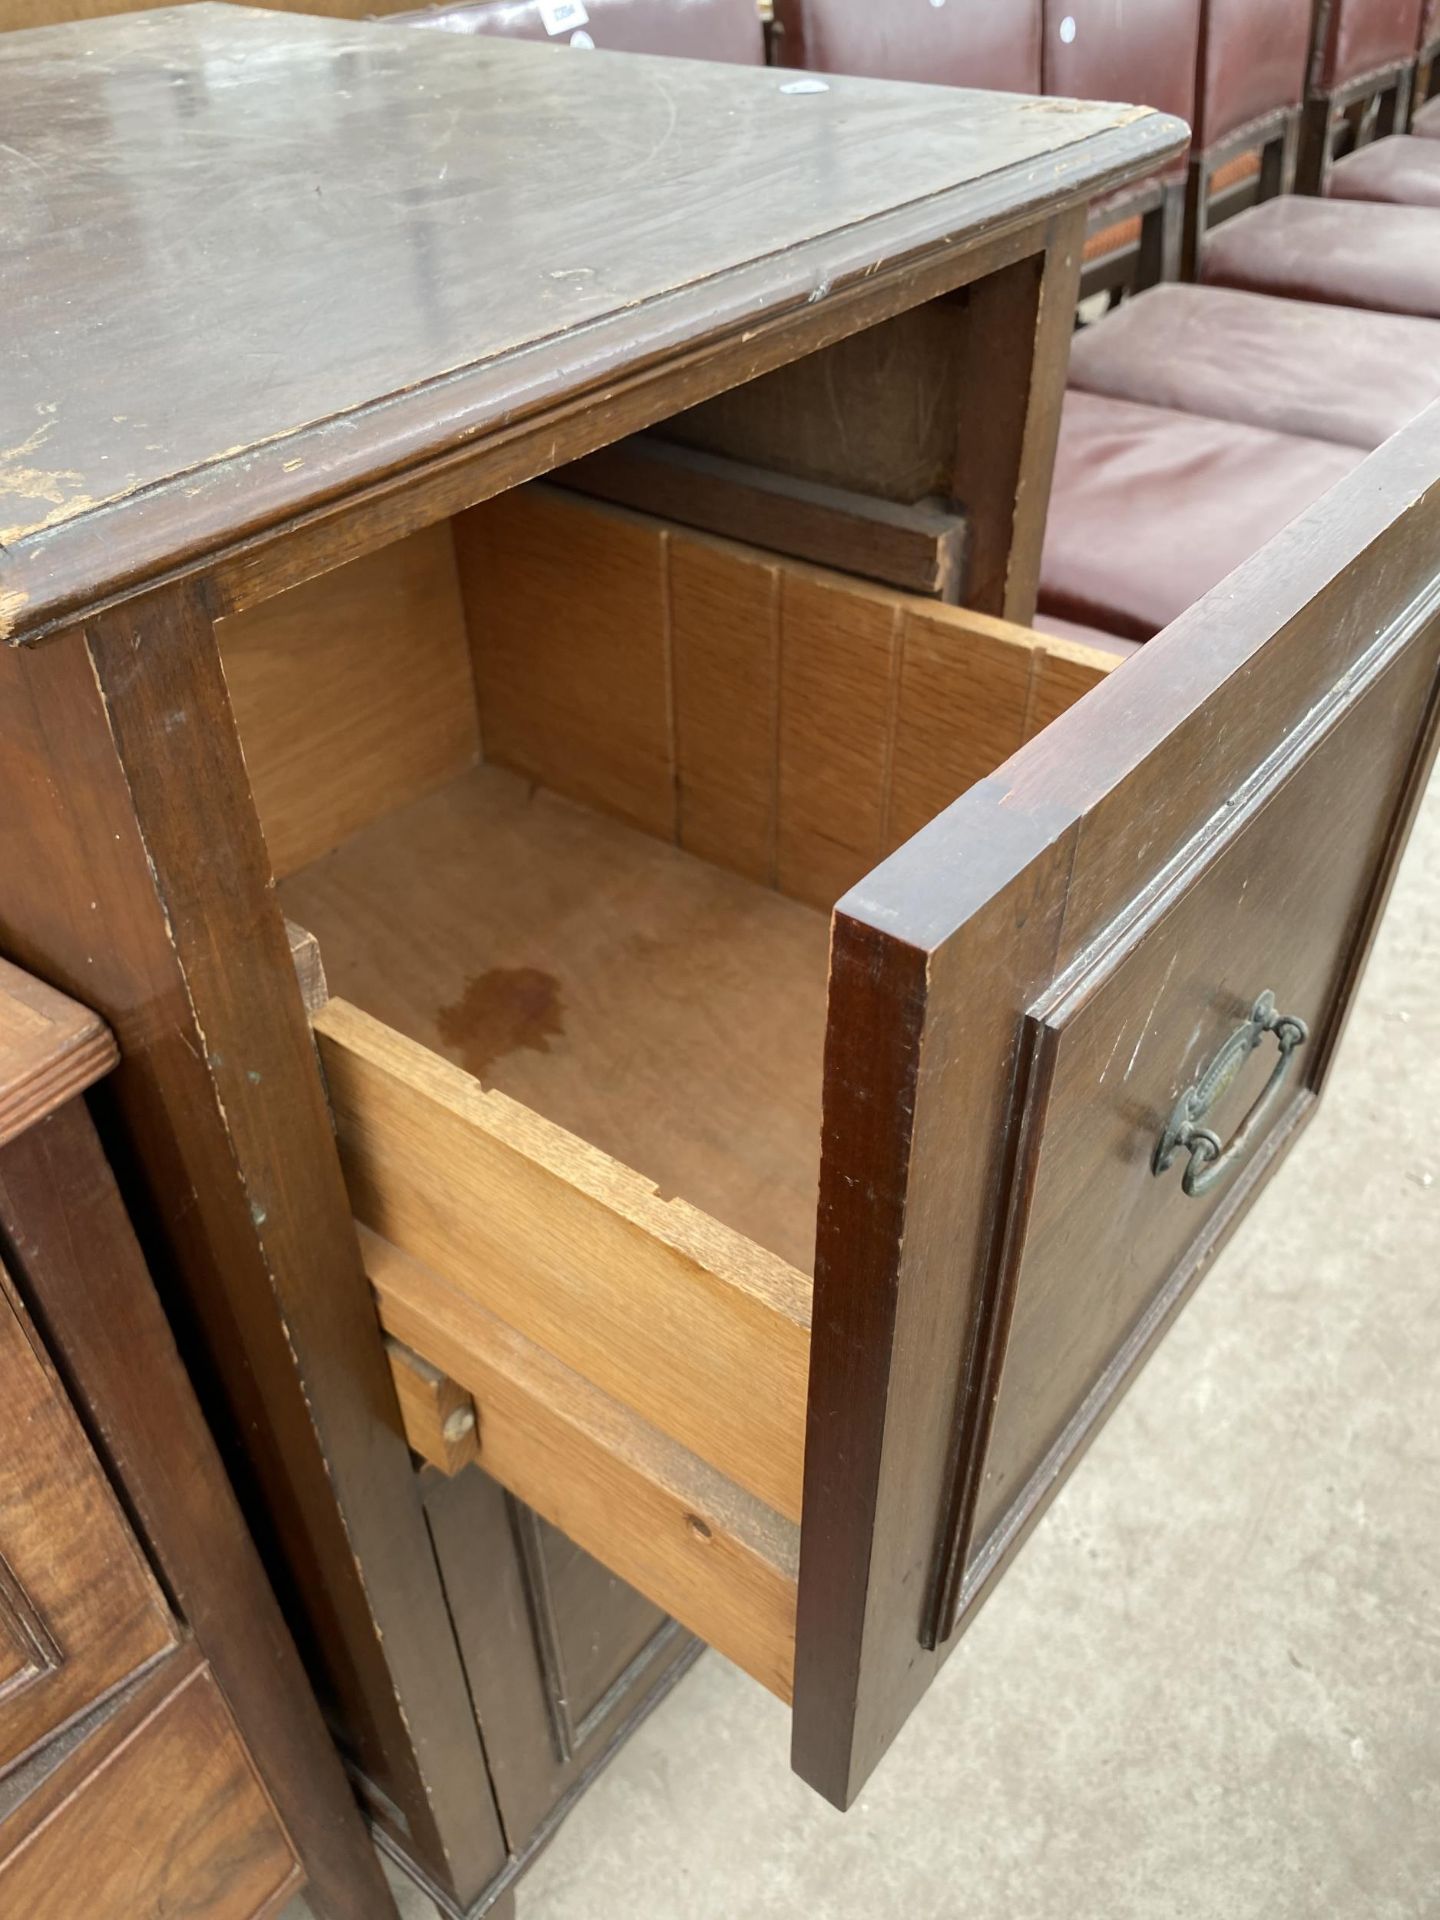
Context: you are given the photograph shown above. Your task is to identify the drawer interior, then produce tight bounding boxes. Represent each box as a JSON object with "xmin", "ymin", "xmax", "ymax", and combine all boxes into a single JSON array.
[
  {"xmin": 214, "ymin": 473, "xmax": 1125, "ymax": 1698},
  {"xmin": 222, "ymin": 482, "xmax": 1120, "ymax": 1268}
]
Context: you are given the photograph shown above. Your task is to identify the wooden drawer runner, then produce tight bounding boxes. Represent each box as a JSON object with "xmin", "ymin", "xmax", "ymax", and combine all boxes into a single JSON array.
[{"xmin": 223, "ymin": 411, "xmax": 1440, "ymax": 1808}]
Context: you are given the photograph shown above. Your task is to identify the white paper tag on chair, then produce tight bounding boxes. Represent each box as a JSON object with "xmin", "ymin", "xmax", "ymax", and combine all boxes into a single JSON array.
[{"xmin": 538, "ymin": 0, "xmax": 590, "ymax": 34}]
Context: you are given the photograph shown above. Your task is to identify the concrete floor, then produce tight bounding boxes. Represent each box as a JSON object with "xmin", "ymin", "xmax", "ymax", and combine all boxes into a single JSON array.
[{"xmin": 295, "ymin": 762, "xmax": 1440, "ymax": 1920}]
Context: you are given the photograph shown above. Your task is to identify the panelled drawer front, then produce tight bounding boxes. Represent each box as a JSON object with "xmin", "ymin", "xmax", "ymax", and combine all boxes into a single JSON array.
[
  {"xmin": 976, "ymin": 611, "xmax": 1440, "ymax": 1544},
  {"xmin": 0, "ymin": 1654, "xmax": 300, "ymax": 1919},
  {"xmin": 802, "ymin": 411, "xmax": 1440, "ymax": 1808},
  {"xmin": 0, "ymin": 1275, "xmax": 176, "ymax": 1775}
]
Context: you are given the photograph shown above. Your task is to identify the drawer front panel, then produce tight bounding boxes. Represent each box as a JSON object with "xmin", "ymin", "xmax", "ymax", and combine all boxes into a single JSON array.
[
  {"xmin": 800, "ymin": 410, "xmax": 1440, "ymax": 1809},
  {"xmin": 0, "ymin": 1276, "xmax": 176, "ymax": 1776},
  {"xmin": 976, "ymin": 611, "xmax": 1439, "ymax": 1543},
  {"xmin": 0, "ymin": 1656, "xmax": 299, "ymax": 1920}
]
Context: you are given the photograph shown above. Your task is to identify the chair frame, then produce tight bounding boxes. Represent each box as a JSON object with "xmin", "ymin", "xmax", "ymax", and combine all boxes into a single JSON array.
[
  {"xmin": 1414, "ymin": 25, "xmax": 1440, "ymax": 113},
  {"xmin": 1296, "ymin": 0, "xmax": 1418, "ymax": 192},
  {"xmin": 1079, "ymin": 177, "xmax": 1184, "ymax": 305},
  {"xmin": 1181, "ymin": 104, "xmax": 1302, "ymax": 278}
]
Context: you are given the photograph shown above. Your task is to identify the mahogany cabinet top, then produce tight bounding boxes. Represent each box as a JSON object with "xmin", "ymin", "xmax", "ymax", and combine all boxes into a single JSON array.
[{"xmin": 0, "ymin": 4, "xmax": 1181, "ymax": 643}]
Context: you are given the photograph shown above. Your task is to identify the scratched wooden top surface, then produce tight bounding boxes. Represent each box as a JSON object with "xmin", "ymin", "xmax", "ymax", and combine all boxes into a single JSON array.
[{"xmin": 0, "ymin": 5, "xmax": 1181, "ymax": 639}]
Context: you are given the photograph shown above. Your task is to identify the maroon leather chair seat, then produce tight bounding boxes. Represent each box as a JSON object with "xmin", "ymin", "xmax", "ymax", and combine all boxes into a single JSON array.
[
  {"xmin": 1068, "ymin": 284, "xmax": 1440, "ymax": 449},
  {"xmin": 395, "ymin": 0, "xmax": 764, "ymax": 61},
  {"xmin": 1326, "ymin": 132, "xmax": 1440, "ymax": 203},
  {"xmin": 1038, "ymin": 392, "xmax": 1363, "ymax": 641},
  {"xmin": 1420, "ymin": 93, "xmax": 1440, "ymax": 135},
  {"xmin": 1200, "ymin": 195, "xmax": 1440, "ymax": 319},
  {"xmin": 769, "ymin": 0, "xmax": 1041, "ymax": 92}
]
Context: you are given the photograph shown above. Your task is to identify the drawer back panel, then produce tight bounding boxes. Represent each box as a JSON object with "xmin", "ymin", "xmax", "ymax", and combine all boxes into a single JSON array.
[
  {"xmin": 453, "ymin": 484, "xmax": 1116, "ymax": 910},
  {"xmin": 217, "ymin": 478, "xmax": 1117, "ymax": 910}
]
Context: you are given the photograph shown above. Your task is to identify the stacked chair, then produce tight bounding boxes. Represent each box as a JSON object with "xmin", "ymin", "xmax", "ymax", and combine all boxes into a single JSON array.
[
  {"xmin": 1302, "ymin": 0, "xmax": 1440, "ymax": 211},
  {"xmin": 1038, "ymin": 0, "xmax": 1201, "ymax": 297},
  {"xmin": 766, "ymin": 0, "xmax": 1440, "ymax": 647},
  {"xmin": 1300, "ymin": 0, "xmax": 1428, "ymax": 192},
  {"xmin": 1181, "ymin": 0, "xmax": 1316, "ymax": 275},
  {"xmin": 1054, "ymin": 0, "xmax": 1440, "ymax": 639},
  {"xmin": 766, "ymin": 0, "xmax": 1039, "ymax": 89},
  {"xmin": 391, "ymin": 0, "xmax": 1440, "ymax": 650},
  {"xmin": 1199, "ymin": 0, "xmax": 1440, "ymax": 315}
]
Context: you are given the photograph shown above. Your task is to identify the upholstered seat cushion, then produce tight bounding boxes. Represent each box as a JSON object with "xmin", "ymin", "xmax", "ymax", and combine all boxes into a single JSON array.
[
  {"xmin": 1038, "ymin": 393, "xmax": 1364, "ymax": 641},
  {"xmin": 1067, "ymin": 283, "xmax": 1440, "ymax": 449},
  {"xmin": 1416, "ymin": 93, "xmax": 1440, "ymax": 138},
  {"xmin": 1201, "ymin": 195, "xmax": 1440, "ymax": 318},
  {"xmin": 395, "ymin": 0, "xmax": 764, "ymax": 61},
  {"xmin": 1326, "ymin": 133, "xmax": 1440, "ymax": 206}
]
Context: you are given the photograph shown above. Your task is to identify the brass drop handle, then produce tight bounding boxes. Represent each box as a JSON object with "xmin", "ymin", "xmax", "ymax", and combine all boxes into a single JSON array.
[{"xmin": 1152, "ymin": 991, "xmax": 1309, "ymax": 1199}]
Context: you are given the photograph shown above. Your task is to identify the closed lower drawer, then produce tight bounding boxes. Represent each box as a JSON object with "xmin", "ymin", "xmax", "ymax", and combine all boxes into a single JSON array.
[
  {"xmin": 219, "ymin": 407, "xmax": 1440, "ymax": 1808},
  {"xmin": 0, "ymin": 1648, "xmax": 299, "ymax": 1919}
]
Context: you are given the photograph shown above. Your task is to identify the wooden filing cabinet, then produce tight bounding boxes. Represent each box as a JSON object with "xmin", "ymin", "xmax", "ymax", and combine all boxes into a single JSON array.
[{"xmin": 3, "ymin": 8, "xmax": 1437, "ymax": 1915}]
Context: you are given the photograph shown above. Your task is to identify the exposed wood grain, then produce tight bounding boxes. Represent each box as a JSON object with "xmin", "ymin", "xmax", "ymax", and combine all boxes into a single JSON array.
[
  {"xmin": 0, "ymin": 1099, "xmax": 397, "ymax": 1920},
  {"xmin": 664, "ymin": 302, "xmax": 972, "ymax": 505},
  {"xmin": 777, "ymin": 571, "xmax": 903, "ymax": 909},
  {"xmin": 315, "ymin": 999, "xmax": 811, "ymax": 1521},
  {"xmin": 947, "ymin": 208, "xmax": 1087, "ymax": 621},
  {"xmin": 285, "ymin": 920, "xmax": 330, "ymax": 1018},
  {"xmin": 445, "ymin": 486, "xmax": 1117, "ymax": 905},
  {"xmin": 0, "ymin": 592, "xmax": 506, "ymax": 1904},
  {"xmin": 1025, "ymin": 628, "xmax": 1121, "ymax": 738},
  {"xmin": 0, "ymin": 1269, "xmax": 176, "ymax": 1778},
  {"xmin": 280, "ymin": 762, "xmax": 831, "ymax": 1274},
  {"xmin": 884, "ymin": 605, "xmax": 1105, "ymax": 850},
  {"xmin": 0, "ymin": 958, "xmax": 118, "ymax": 1149},
  {"xmin": 367, "ymin": 1231, "xmax": 798, "ymax": 1702},
  {"xmin": 560, "ymin": 437, "xmax": 968, "ymax": 599},
  {"xmin": 0, "ymin": 1650, "xmax": 300, "ymax": 1920},
  {"xmin": 217, "ymin": 523, "xmax": 478, "ymax": 878},
  {"xmin": 455, "ymin": 489, "xmax": 674, "ymax": 839},
  {"xmin": 668, "ymin": 532, "xmax": 782, "ymax": 884},
  {"xmin": 384, "ymin": 1337, "xmax": 479, "ymax": 1476}
]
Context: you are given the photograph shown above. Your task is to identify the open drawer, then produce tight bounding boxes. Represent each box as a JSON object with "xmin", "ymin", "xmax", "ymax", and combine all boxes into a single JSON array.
[{"xmin": 218, "ymin": 413, "xmax": 1440, "ymax": 1809}]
